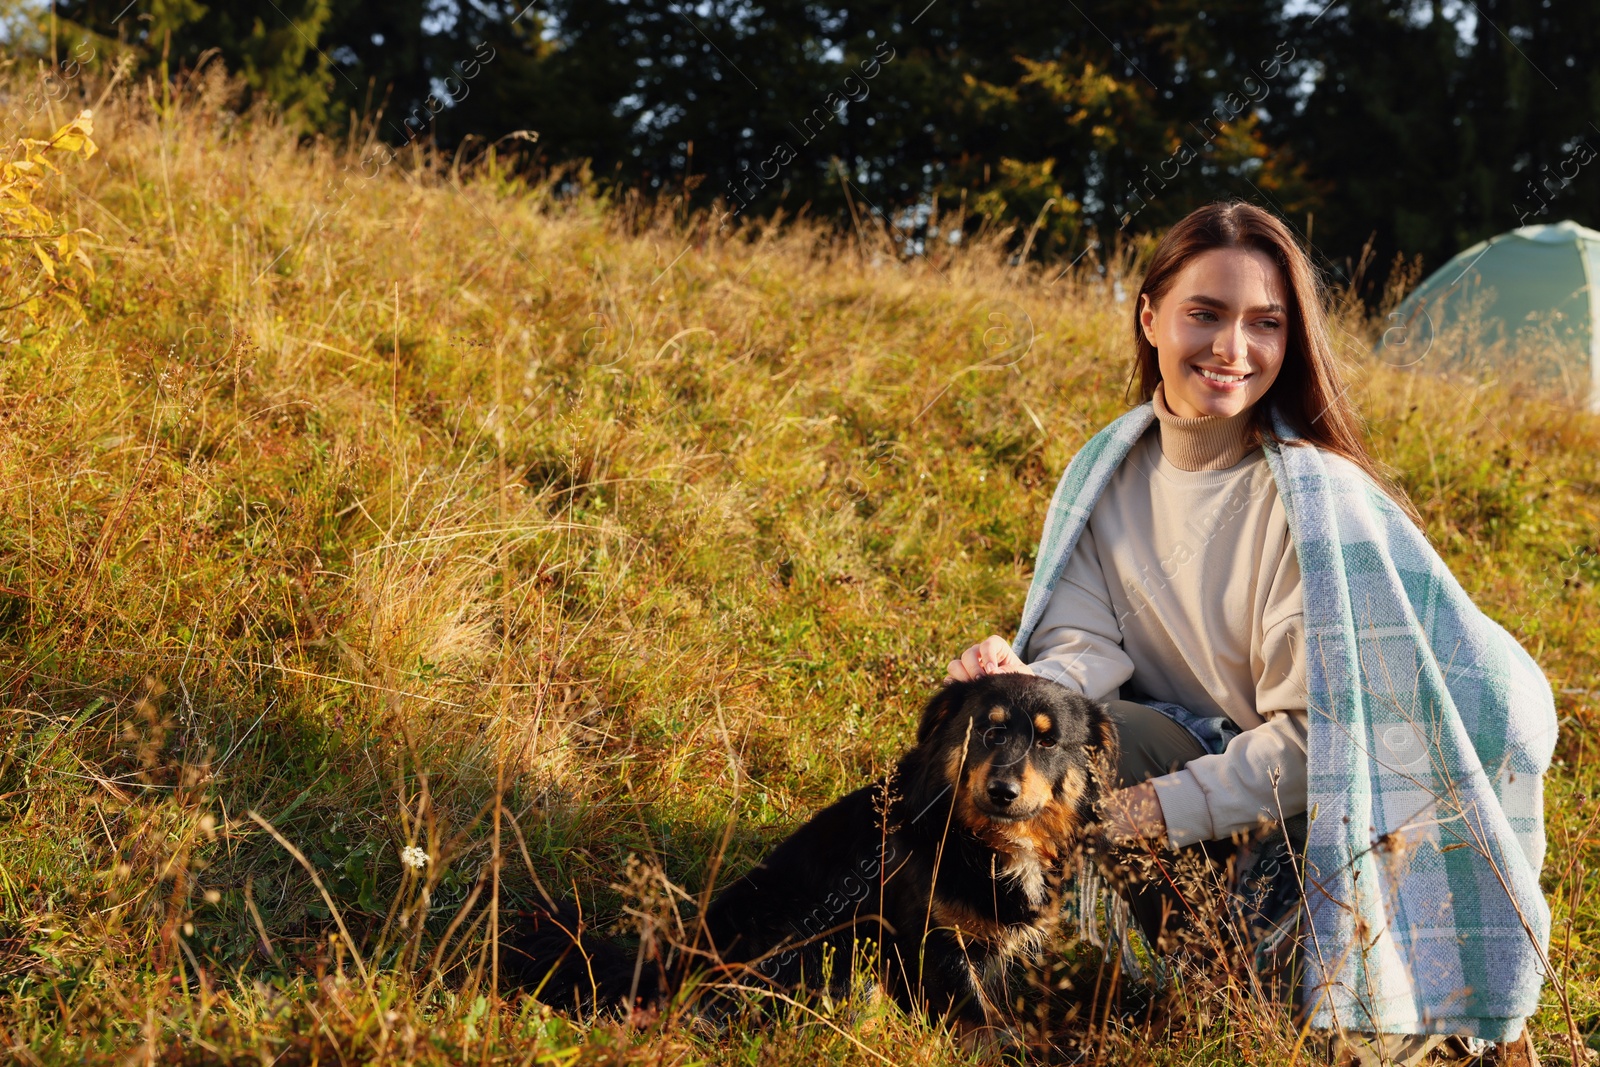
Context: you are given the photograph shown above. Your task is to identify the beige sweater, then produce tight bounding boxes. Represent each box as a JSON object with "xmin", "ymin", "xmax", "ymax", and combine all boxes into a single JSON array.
[{"xmin": 1023, "ymin": 384, "xmax": 1308, "ymax": 848}]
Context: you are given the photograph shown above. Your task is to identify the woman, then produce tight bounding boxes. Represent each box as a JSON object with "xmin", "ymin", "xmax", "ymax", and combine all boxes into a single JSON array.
[{"xmin": 947, "ymin": 202, "xmax": 1553, "ymax": 1067}]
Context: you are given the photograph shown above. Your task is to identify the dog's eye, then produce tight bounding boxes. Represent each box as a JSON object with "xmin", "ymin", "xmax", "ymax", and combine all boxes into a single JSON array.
[
  {"xmin": 982, "ymin": 726, "xmax": 1007, "ymax": 748},
  {"xmin": 1036, "ymin": 736, "xmax": 1057, "ymax": 749}
]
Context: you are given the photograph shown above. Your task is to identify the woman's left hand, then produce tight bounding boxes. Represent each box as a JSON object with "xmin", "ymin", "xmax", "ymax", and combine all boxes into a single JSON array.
[{"xmin": 1101, "ymin": 782, "xmax": 1168, "ymax": 845}]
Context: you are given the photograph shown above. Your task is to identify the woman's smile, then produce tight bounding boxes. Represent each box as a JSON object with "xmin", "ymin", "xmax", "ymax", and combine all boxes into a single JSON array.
[{"xmin": 1193, "ymin": 364, "xmax": 1254, "ymax": 388}]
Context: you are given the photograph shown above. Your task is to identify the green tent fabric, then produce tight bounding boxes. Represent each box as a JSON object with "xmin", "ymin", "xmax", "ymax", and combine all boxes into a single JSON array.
[{"xmin": 1377, "ymin": 219, "xmax": 1600, "ymax": 411}]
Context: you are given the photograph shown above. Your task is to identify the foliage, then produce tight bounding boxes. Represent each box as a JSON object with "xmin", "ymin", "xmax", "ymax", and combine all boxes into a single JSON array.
[
  {"xmin": 0, "ymin": 67, "xmax": 1596, "ymax": 1065},
  {"xmin": 44, "ymin": 0, "xmax": 1598, "ymax": 281},
  {"xmin": 1280, "ymin": 0, "xmax": 1600, "ymax": 277},
  {"xmin": 0, "ymin": 109, "xmax": 98, "ymax": 328}
]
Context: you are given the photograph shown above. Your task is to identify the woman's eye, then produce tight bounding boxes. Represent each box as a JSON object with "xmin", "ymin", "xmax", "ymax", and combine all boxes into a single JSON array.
[
  {"xmin": 1256, "ymin": 319, "xmax": 1281, "ymax": 330},
  {"xmin": 1189, "ymin": 310, "xmax": 1216, "ymax": 322},
  {"xmin": 1036, "ymin": 736, "xmax": 1057, "ymax": 749}
]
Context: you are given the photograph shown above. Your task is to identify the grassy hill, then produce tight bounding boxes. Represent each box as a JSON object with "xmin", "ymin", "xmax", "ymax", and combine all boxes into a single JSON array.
[{"xmin": 2, "ymin": 69, "xmax": 1596, "ymax": 1064}]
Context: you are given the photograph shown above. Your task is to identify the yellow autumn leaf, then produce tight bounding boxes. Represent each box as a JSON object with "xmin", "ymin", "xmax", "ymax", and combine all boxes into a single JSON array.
[
  {"xmin": 32, "ymin": 242, "xmax": 56, "ymax": 280},
  {"xmin": 50, "ymin": 111, "xmax": 98, "ymax": 159}
]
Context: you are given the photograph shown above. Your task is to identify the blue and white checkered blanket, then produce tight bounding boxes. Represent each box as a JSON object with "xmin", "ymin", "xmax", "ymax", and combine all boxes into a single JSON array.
[{"xmin": 1010, "ymin": 402, "xmax": 1557, "ymax": 1041}]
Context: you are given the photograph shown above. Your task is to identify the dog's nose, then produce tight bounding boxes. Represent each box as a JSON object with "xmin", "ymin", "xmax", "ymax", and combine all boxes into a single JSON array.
[{"xmin": 986, "ymin": 780, "xmax": 1020, "ymax": 806}]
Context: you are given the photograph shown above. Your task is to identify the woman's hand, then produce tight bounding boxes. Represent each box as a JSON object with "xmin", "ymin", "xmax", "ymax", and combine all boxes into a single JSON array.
[
  {"xmin": 1100, "ymin": 782, "xmax": 1168, "ymax": 845},
  {"xmin": 945, "ymin": 635, "xmax": 1036, "ymax": 684}
]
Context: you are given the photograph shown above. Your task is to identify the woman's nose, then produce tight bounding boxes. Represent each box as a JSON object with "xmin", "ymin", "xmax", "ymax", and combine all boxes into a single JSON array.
[{"xmin": 1214, "ymin": 320, "xmax": 1250, "ymax": 363}]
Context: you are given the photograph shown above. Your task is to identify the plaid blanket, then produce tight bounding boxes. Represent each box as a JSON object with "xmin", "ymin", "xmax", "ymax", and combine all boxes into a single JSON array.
[{"xmin": 1010, "ymin": 402, "xmax": 1557, "ymax": 1041}]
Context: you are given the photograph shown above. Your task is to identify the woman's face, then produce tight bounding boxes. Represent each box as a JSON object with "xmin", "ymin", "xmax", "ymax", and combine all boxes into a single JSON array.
[{"xmin": 1139, "ymin": 247, "xmax": 1291, "ymax": 419}]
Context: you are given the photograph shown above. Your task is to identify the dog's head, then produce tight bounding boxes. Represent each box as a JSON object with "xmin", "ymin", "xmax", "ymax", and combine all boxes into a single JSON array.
[{"xmin": 914, "ymin": 674, "xmax": 1118, "ymax": 847}]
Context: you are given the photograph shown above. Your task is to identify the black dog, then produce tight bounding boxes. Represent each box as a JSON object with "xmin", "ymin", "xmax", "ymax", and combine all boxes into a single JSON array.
[{"xmin": 503, "ymin": 673, "xmax": 1117, "ymax": 1047}]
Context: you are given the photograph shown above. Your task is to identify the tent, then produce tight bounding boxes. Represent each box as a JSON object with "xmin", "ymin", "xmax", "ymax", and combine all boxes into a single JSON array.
[{"xmin": 1376, "ymin": 219, "xmax": 1600, "ymax": 411}]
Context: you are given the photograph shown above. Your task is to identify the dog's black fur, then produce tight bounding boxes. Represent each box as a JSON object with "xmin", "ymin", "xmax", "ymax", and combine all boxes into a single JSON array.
[{"xmin": 502, "ymin": 673, "xmax": 1117, "ymax": 1043}]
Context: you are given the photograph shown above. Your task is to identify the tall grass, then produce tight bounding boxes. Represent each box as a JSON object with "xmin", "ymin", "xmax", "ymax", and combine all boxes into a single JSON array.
[{"xmin": 0, "ymin": 62, "xmax": 1595, "ymax": 1064}]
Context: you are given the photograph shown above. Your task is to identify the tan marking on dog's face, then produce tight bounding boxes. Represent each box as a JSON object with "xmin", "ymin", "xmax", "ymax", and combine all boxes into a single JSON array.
[
  {"xmin": 954, "ymin": 770, "xmax": 1003, "ymax": 836},
  {"xmin": 1017, "ymin": 761, "xmax": 1055, "ymax": 812},
  {"xmin": 945, "ymin": 715, "xmax": 993, "ymax": 787},
  {"xmin": 957, "ymin": 770, "xmax": 1070, "ymax": 864},
  {"xmin": 943, "ymin": 740, "xmax": 969, "ymax": 789},
  {"xmin": 1033, "ymin": 713, "xmax": 1052, "ymax": 734},
  {"xmin": 960, "ymin": 753, "xmax": 997, "ymax": 810},
  {"xmin": 987, "ymin": 707, "xmax": 1008, "ymax": 725}
]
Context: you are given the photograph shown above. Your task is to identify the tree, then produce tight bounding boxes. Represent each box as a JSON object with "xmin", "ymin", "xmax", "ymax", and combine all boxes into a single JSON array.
[
  {"xmin": 1270, "ymin": 0, "xmax": 1600, "ymax": 289},
  {"xmin": 45, "ymin": 0, "xmax": 1597, "ymax": 278}
]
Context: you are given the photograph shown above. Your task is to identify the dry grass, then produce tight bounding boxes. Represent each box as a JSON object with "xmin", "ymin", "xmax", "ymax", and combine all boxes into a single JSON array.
[{"xmin": 0, "ymin": 63, "xmax": 1595, "ymax": 1064}]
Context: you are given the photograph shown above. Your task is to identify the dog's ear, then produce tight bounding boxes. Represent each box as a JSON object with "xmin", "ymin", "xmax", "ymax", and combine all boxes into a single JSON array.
[
  {"xmin": 1086, "ymin": 704, "xmax": 1121, "ymax": 794},
  {"xmin": 917, "ymin": 681, "xmax": 970, "ymax": 744}
]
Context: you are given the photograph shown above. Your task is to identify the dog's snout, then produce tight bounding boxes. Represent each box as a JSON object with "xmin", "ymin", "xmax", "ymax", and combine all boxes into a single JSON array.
[{"xmin": 986, "ymin": 779, "xmax": 1020, "ymax": 806}]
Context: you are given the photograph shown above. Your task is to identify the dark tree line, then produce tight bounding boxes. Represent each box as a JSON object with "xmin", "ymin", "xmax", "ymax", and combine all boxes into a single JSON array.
[{"xmin": 46, "ymin": 0, "xmax": 1600, "ymax": 290}]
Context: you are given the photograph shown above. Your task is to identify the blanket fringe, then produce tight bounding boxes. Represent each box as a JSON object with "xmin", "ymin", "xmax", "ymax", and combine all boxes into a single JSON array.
[{"xmin": 1073, "ymin": 855, "xmax": 1151, "ymax": 983}]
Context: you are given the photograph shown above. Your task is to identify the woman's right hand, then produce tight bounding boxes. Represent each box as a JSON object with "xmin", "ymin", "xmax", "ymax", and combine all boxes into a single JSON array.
[{"xmin": 945, "ymin": 635, "xmax": 1035, "ymax": 684}]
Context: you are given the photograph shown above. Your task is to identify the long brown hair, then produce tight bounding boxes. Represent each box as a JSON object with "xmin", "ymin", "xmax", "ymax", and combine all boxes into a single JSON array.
[{"xmin": 1129, "ymin": 200, "xmax": 1421, "ymax": 526}]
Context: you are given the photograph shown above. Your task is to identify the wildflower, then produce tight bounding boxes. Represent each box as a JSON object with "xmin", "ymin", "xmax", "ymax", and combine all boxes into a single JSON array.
[{"xmin": 400, "ymin": 845, "xmax": 430, "ymax": 870}]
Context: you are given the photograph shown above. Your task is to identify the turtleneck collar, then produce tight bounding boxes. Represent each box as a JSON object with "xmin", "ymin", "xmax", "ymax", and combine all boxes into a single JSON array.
[{"xmin": 1150, "ymin": 381, "xmax": 1257, "ymax": 472}]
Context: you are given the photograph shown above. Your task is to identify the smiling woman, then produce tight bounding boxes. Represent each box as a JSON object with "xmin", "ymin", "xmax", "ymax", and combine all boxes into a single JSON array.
[{"xmin": 947, "ymin": 201, "xmax": 1551, "ymax": 1067}]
